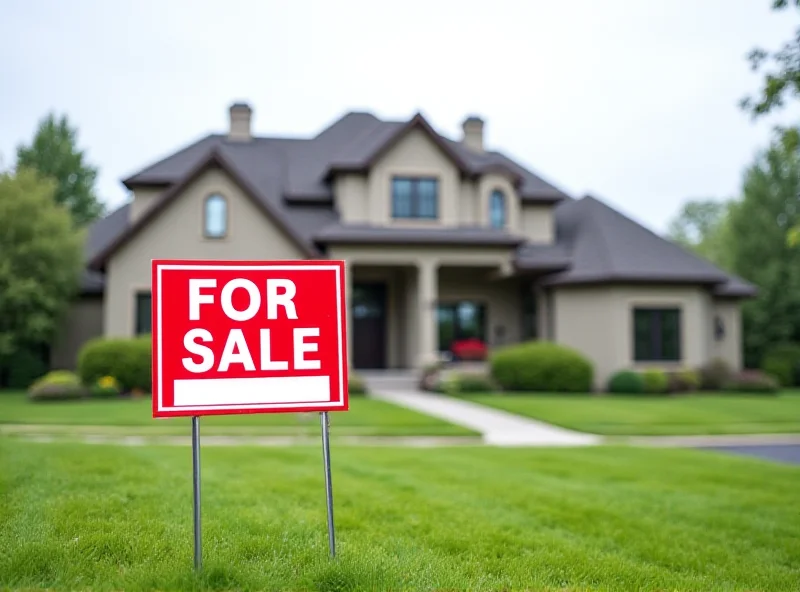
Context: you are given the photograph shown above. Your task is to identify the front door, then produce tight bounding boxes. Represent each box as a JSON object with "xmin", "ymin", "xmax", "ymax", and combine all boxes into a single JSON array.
[{"xmin": 352, "ymin": 282, "xmax": 387, "ymax": 369}]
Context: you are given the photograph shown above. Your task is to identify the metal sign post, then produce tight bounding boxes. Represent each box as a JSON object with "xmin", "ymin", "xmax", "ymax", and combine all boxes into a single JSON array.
[
  {"xmin": 320, "ymin": 411, "xmax": 336, "ymax": 558},
  {"xmin": 191, "ymin": 416, "xmax": 202, "ymax": 571}
]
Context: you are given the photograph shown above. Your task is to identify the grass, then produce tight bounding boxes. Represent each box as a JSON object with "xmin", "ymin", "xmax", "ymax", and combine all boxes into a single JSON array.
[
  {"xmin": 0, "ymin": 392, "xmax": 474, "ymax": 437},
  {"xmin": 1, "ymin": 439, "xmax": 798, "ymax": 591},
  {"xmin": 466, "ymin": 392, "xmax": 800, "ymax": 436}
]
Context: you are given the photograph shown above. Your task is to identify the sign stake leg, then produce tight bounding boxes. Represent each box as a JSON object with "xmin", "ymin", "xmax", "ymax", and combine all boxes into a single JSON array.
[
  {"xmin": 320, "ymin": 411, "xmax": 336, "ymax": 558},
  {"xmin": 192, "ymin": 416, "xmax": 202, "ymax": 571}
]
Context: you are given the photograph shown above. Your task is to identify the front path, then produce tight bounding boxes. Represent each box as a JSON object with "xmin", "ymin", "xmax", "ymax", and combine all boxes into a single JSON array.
[{"xmin": 370, "ymin": 390, "xmax": 601, "ymax": 446}]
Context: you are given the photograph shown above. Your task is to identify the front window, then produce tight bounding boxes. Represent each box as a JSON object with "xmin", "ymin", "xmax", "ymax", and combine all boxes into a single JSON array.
[
  {"xmin": 438, "ymin": 301, "xmax": 487, "ymax": 353},
  {"xmin": 204, "ymin": 194, "xmax": 227, "ymax": 238},
  {"xmin": 135, "ymin": 292, "xmax": 152, "ymax": 335},
  {"xmin": 489, "ymin": 190, "xmax": 506, "ymax": 228},
  {"xmin": 633, "ymin": 308, "xmax": 681, "ymax": 361},
  {"xmin": 392, "ymin": 177, "xmax": 438, "ymax": 219}
]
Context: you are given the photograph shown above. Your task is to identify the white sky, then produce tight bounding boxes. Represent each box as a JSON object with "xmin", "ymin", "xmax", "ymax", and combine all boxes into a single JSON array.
[{"xmin": 1, "ymin": 0, "xmax": 797, "ymax": 233}]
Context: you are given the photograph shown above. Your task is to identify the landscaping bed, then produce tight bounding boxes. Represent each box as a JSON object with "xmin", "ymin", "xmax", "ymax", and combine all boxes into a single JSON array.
[{"xmin": 0, "ymin": 440, "xmax": 798, "ymax": 591}]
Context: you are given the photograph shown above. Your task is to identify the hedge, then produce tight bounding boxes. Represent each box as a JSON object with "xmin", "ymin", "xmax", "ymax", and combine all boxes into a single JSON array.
[
  {"xmin": 608, "ymin": 370, "xmax": 644, "ymax": 394},
  {"xmin": 78, "ymin": 336, "xmax": 152, "ymax": 393},
  {"xmin": 28, "ymin": 370, "xmax": 87, "ymax": 402},
  {"xmin": 490, "ymin": 341, "xmax": 593, "ymax": 392},
  {"xmin": 439, "ymin": 372, "xmax": 497, "ymax": 396},
  {"xmin": 723, "ymin": 370, "xmax": 779, "ymax": 394},
  {"xmin": 761, "ymin": 343, "xmax": 800, "ymax": 387},
  {"xmin": 641, "ymin": 369, "xmax": 669, "ymax": 394}
]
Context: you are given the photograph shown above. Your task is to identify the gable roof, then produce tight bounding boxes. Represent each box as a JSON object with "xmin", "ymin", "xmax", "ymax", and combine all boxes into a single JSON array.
[
  {"xmin": 533, "ymin": 195, "xmax": 757, "ymax": 296},
  {"xmin": 89, "ymin": 147, "xmax": 331, "ymax": 270}
]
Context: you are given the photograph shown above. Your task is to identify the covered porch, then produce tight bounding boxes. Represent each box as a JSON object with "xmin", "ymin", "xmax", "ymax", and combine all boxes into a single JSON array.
[{"xmin": 344, "ymin": 261, "xmax": 537, "ymax": 370}]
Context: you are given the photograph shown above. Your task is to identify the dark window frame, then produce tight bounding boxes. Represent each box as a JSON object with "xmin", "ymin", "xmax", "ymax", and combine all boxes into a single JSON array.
[
  {"xmin": 437, "ymin": 300, "xmax": 488, "ymax": 352},
  {"xmin": 135, "ymin": 291, "xmax": 152, "ymax": 336},
  {"xmin": 391, "ymin": 176, "xmax": 439, "ymax": 220},
  {"xmin": 203, "ymin": 193, "xmax": 228, "ymax": 239},
  {"xmin": 633, "ymin": 307, "xmax": 682, "ymax": 362},
  {"xmin": 489, "ymin": 189, "xmax": 506, "ymax": 228}
]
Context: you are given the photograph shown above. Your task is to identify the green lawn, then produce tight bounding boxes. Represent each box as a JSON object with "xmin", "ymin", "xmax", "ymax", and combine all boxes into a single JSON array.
[
  {"xmin": 1, "ymin": 440, "xmax": 798, "ymax": 591},
  {"xmin": 0, "ymin": 393, "xmax": 473, "ymax": 437},
  {"xmin": 467, "ymin": 393, "xmax": 800, "ymax": 436}
]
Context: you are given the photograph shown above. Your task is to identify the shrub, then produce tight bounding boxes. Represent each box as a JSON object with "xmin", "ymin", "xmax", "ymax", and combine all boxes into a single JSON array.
[
  {"xmin": 28, "ymin": 370, "xmax": 87, "ymax": 402},
  {"xmin": 440, "ymin": 372, "xmax": 497, "ymax": 395},
  {"xmin": 607, "ymin": 370, "xmax": 644, "ymax": 394},
  {"xmin": 3, "ymin": 346, "xmax": 49, "ymax": 389},
  {"xmin": 348, "ymin": 373, "xmax": 367, "ymax": 396},
  {"xmin": 78, "ymin": 336, "xmax": 152, "ymax": 393},
  {"xmin": 699, "ymin": 358, "xmax": 734, "ymax": 391},
  {"xmin": 90, "ymin": 375, "xmax": 121, "ymax": 398},
  {"xmin": 723, "ymin": 370, "xmax": 779, "ymax": 395},
  {"xmin": 667, "ymin": 369, "xmax": 701, "ymax": 393},
  {"xmin": 760, "ymin": 343, "xmax": 800, "ymax": 387},
  {"xmin": 641, "ymin": 369, "xmax": 669, "ymax": 394},
  {"xmin": 490, "ymin": 341, "xmax": 593, "ymax": 392}
]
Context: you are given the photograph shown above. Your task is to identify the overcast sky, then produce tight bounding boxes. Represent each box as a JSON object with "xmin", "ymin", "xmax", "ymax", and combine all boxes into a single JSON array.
[{"xmin": 1, "ymin": 0, "xmax": 797, "ymax": 233}]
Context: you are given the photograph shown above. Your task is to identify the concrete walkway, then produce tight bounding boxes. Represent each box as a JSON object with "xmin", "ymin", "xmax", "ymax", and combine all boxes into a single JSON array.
[{"xmin": 370, "ymin": 390, "xmax": 601, "ymax": 447}]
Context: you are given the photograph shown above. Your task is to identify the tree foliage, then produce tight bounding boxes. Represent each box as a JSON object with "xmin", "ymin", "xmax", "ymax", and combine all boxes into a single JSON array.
[
  {"xmin": 728, "ymin": 127, "xmax": 800, "ymax": 366},
  {"xmin": 742, "ymin": 1, "xmax": 800, "ymax": 117},
  {"xmin": 667, "ymin": 199, "xmax": 732, "ymax": 269},
  {"xmin": 16, "ymin": 113, "xmax": 104, "ymax": 226},
  {"xmin": 0, "ymin": 168, "xmax": 84, "ymax": 359}
]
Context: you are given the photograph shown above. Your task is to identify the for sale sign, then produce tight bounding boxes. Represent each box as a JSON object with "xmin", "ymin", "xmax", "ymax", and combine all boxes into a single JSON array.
[{"xmin": 151, "ymin": 260, "xmax": 349, "ymax": 418}]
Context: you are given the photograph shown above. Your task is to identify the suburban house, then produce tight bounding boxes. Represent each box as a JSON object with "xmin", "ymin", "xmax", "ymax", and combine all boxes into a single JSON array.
[{"xmin": 50, "ymin": 102, "xmax": 756, "ymax": 388}]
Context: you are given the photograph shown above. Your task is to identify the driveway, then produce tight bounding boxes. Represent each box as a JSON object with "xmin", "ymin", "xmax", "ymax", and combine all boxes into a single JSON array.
[{"xmin": 700, "ymin": 444, "xmax": 800, "ymax": 465}]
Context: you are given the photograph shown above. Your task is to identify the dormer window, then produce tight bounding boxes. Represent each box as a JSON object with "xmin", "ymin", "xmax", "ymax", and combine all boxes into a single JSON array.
[
  {"xmin": 489, "ymin": 190, "xmax": 506, "ymax": 228},
  {"xmin": 204, "ymin": 194, "xmax": 227, "ymax": 238},
  {"xmin": 392, "ymin": 177, "xmax": 438, "ymax": 219}
]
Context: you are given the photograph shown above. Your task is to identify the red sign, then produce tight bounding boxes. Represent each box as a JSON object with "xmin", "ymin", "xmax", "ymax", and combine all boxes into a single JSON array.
[{"xmin": 151, "ymin": 260, "xmax": 348, "ymax": 418}]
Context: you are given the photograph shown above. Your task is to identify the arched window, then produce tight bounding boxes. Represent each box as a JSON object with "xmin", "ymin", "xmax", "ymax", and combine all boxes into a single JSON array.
[
  {"xmin": 489, "ymin": 190, "xmax": 506, "ymax": 228},
  {"xmin": 204, "ymin": 194, "xmax": 227, "ymax": 238}
]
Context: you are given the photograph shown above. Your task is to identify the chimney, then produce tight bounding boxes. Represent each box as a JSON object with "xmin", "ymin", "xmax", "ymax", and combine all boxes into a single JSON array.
[
  {"xmin": 462, "ymin": 115, "xmax": 485, "ymax": 152},
  {"xmin": 228, "ymin": 102, "xmax": 252, "ymax": 141}
]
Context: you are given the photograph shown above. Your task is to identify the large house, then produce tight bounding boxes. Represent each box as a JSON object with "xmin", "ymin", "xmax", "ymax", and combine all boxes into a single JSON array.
[{"xmin": 51, "ymin": 103, "xmax": 756, "ymax": 388}]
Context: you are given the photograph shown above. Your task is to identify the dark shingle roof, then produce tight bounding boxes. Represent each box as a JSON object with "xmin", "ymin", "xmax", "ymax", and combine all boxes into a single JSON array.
[
  {"xmin": 83, "ymin": 112, "xmax": 755, "ymax": 299},
  {"xmin": 536, "ymin": 195, "xmax": 757, "ymax": 296},
  {"xmin": 314, "ymin": 224, "xmax": 526, "ymax": 246}
]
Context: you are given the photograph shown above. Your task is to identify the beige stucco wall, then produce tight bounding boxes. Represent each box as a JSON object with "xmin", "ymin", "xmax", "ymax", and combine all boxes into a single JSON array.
[
  {"xmin": 129, "ymin": 187, "xmax": 163, "ymax": 222},
  {"xmin": 552, "ymin": 284, "xmax": 729, "ymax": 389},
  {"xmin": 50, "ymin": 296, "xmax": 104, "ymax": 370},
  {"xmin": 711, "ymin": 300, "xmax": 742, "ymax": 370},
  {"xmin": 520, "ymin": 205, "xmax": 555, "ymax": 244},
  {"xmin": 333, "ymin": 174, "xmax": 369, "ymax": 224},
  {"xmin": 458, "ymin": 180, "xmax": 480, "ymax": 225},
  {"xmin": 104, "ymin": 166, "xmax": 305, "ymax": 336}
]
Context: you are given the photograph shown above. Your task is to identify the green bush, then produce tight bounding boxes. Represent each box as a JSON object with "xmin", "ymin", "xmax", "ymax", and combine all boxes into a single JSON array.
[
  {"xmin": 490, "ymin": 341, "xmax": 593, "ymax": 392},
  {"xmin": 348, "ymin": 373, "xmax": 367, "ymax": 396},
  {"xmin": 723, "ymin": 370, "xmax": 779, "ymax": 394},
  {"xmin": 28, "ymin": 370, "xmax": 87, "ymax": 402},
  {"xmin": 440, "ymin": 372, "xmax": 497, "ymax": 396},
  {"xmin": 607, "ymin": 370, "xmax": 644, "ymax": 394},
  {"xmin": 760, "ymin": 343, "xmax": 800, "ymax": 387},
  {"xmin": 641, "ymin": 369, "xmax": 669, "ymax": 394},
  {"xmin": 2, "ymin": 346, "xmax": 49, "ymax": 389},
  {"xmin": 78, "ymin": 336, "xmax": 152, "ymax": 393},
  {"xmin": 699, "ymin": 358, "xmax": 734, "ymax": 391},
  {"xmin": 90, "ymin": 375, "xmax": 122, "ymax": 399},
  {"xmin": 667, "ymin": 369, "xmax": 701, "ymax": 393}
]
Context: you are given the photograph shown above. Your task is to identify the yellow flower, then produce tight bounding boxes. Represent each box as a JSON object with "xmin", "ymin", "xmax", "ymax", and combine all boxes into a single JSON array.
[{"xmin": 98, "ymin": 376, "xmax": 119, "ymax": 389}]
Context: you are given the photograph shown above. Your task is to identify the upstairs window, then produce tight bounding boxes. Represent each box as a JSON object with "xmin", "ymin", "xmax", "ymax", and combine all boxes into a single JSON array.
[
  {"xmin": 633, "ymin": 308, "xmax": 681, "ymax": 362},
  {"xmin": 489, "ymin": 190, "xmax": 506, "ymax": 228},
  {"xmin": 392, "ymin": 177, "xmax": 438, "ymax": 219},
  {"xmin": 204, "ymin": 194, "xmax": 227, "ymax": 238}
]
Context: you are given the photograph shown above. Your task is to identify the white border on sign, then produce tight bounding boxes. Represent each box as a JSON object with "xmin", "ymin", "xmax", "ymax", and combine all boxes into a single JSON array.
[{"xmin": 155, "ymin": 264, "xmax": 346, "ymax": 413}]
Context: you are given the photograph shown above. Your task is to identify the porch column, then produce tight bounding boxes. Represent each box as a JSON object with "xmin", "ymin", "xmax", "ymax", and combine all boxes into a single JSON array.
[
  {"xmin": 344, "ymin": 261, "xmax": 353, "ymax": 367},
  {"xmin": 416, "ymin": 260, "xmax": 439, "ymax": 367}
]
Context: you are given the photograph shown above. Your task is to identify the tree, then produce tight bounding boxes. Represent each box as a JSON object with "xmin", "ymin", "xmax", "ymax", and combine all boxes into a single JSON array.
[
  {"xmin": 16, "ymin": 113, "xmax": 104, "ymax": 226},
  {"xmin": 742, "ymin": 1, "xmax": 800, "ymax": 117},
  {"xmin": 667, "ymin": 199, "xmax": 733, "ymax": 269},
  {"xmin": 0, "ymin": 167, "xmax": 84, "ymax": 361},
  {"xmin": 728, "ymin": 127, "xmax": 800, "ymax": 366}
]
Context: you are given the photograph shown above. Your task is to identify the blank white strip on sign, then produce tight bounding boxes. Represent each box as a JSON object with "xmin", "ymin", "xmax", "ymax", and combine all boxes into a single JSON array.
[{"xmin": 173, "ymin": 376, "xmax": 330, "ymax": 407}]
